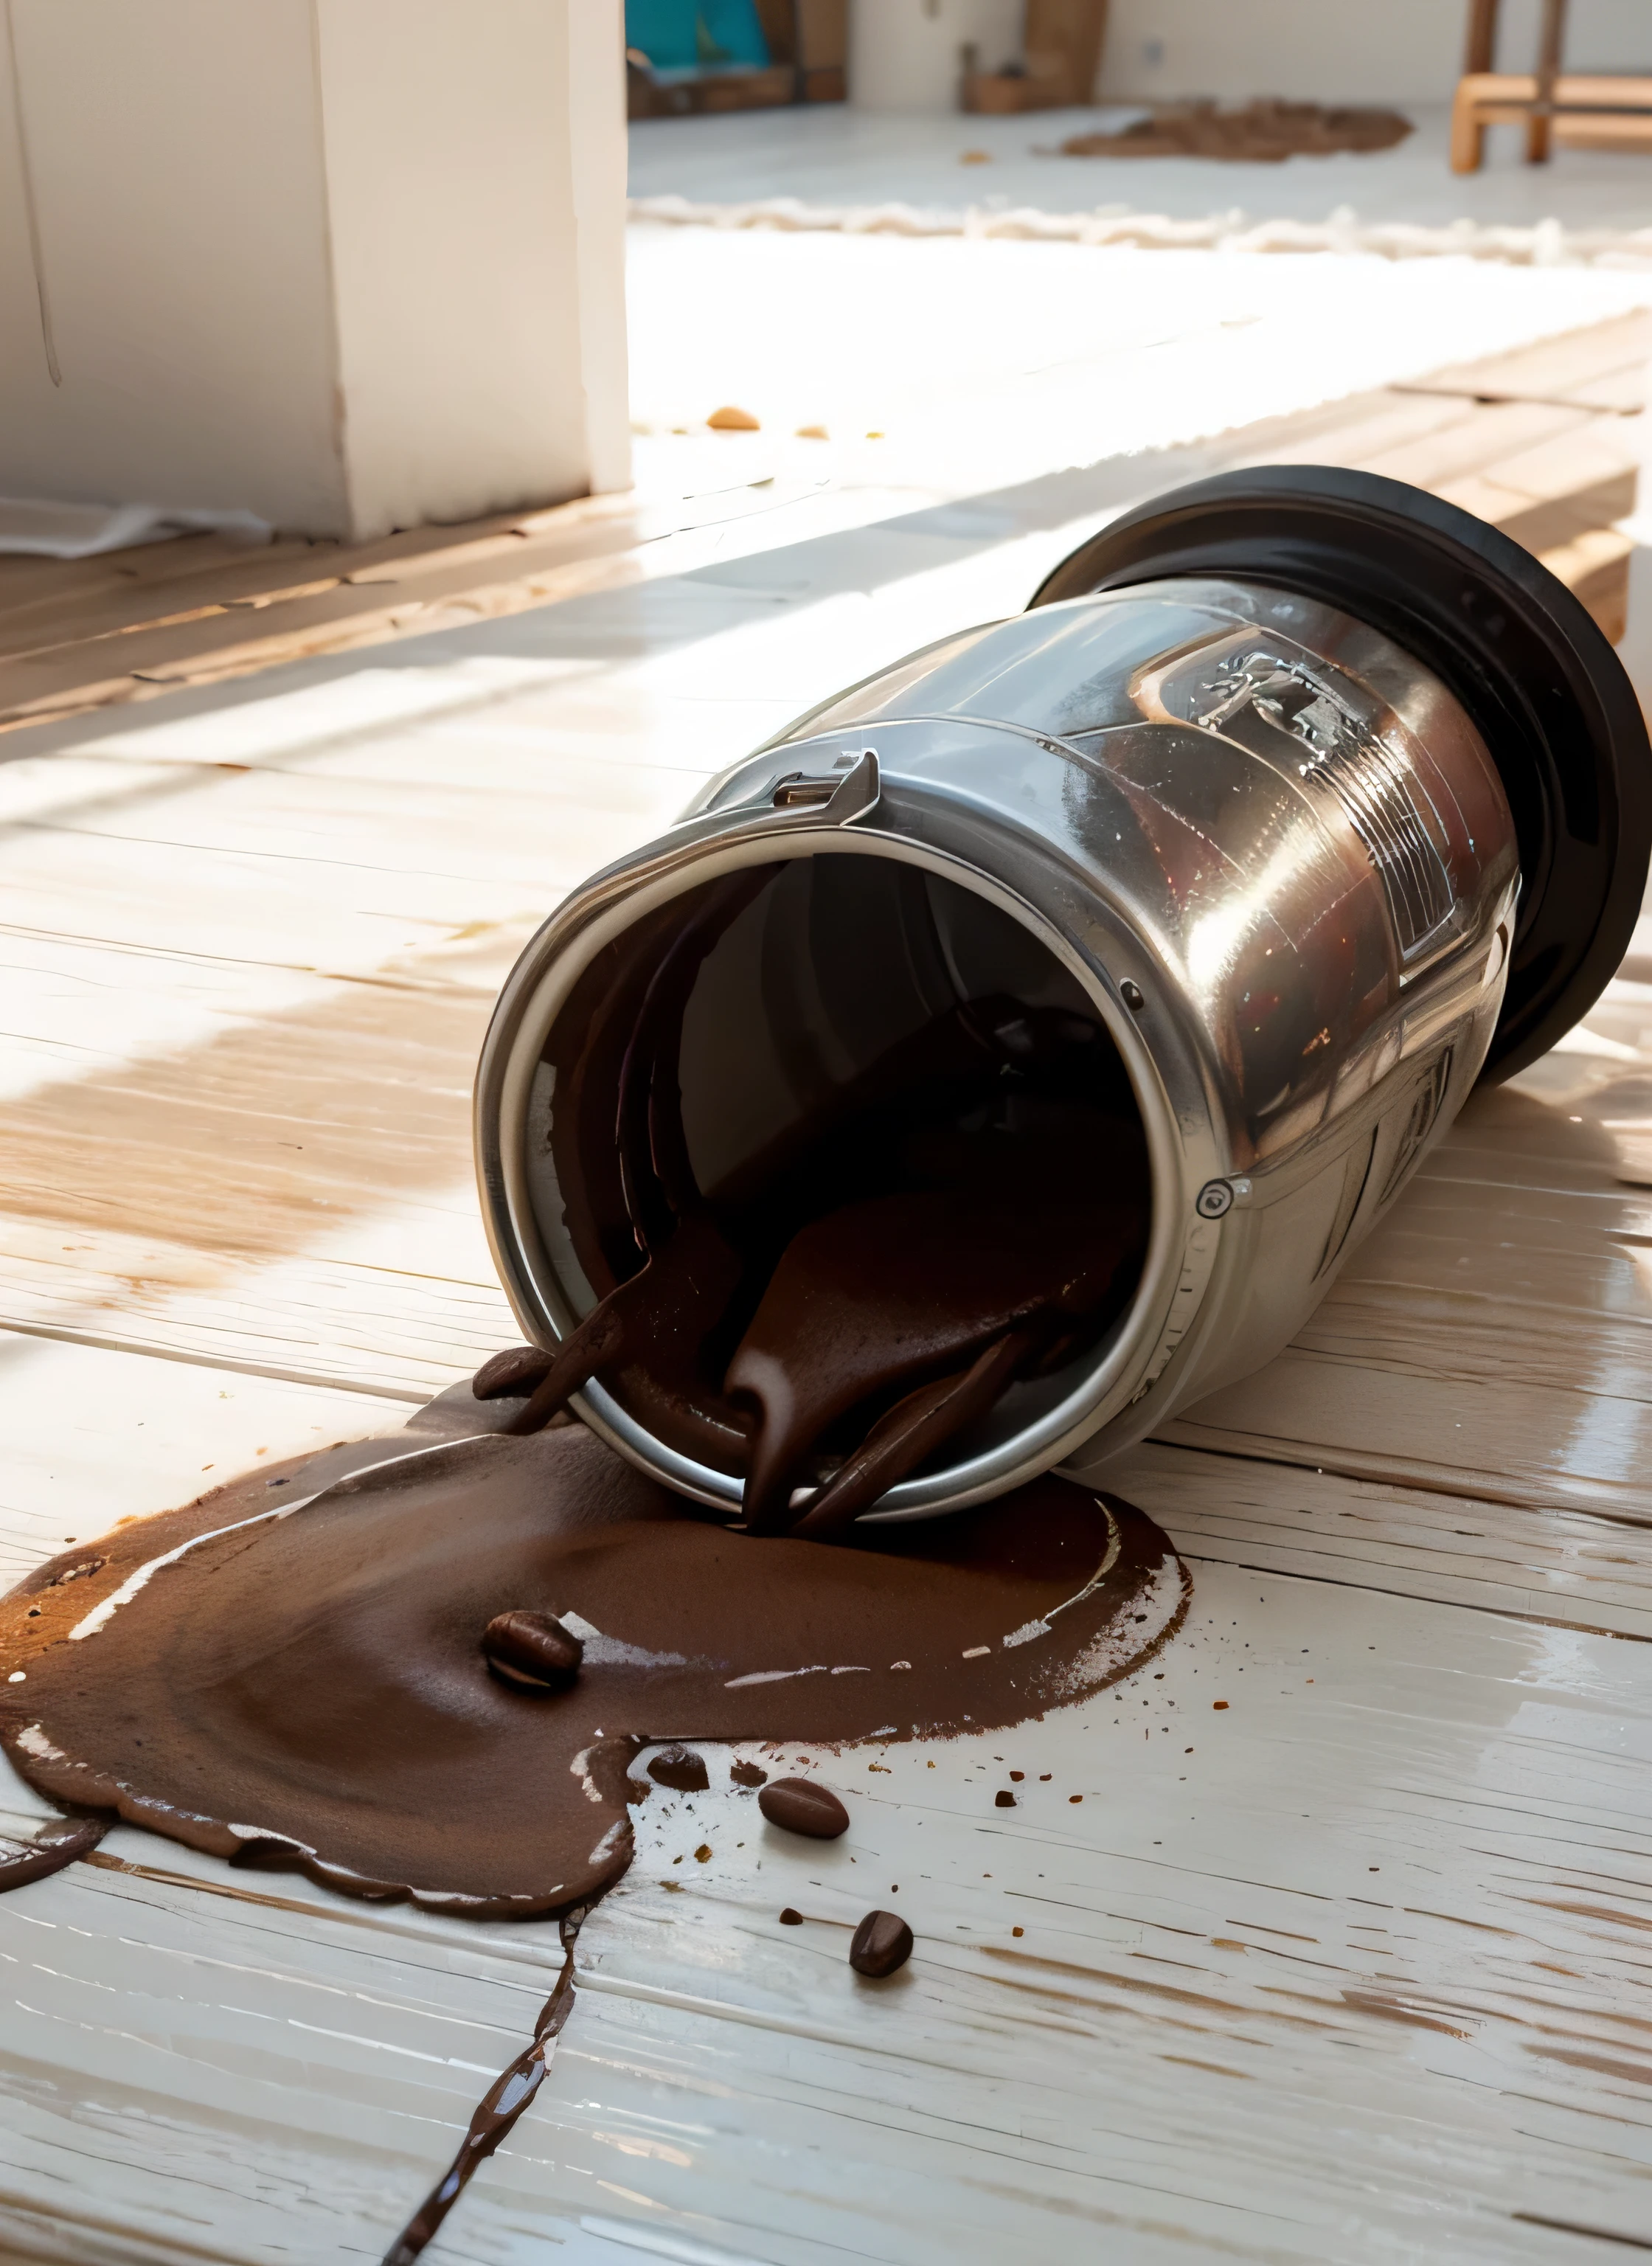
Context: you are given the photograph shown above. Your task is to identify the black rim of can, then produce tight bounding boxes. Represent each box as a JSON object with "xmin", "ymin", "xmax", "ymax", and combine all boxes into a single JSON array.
[{"xmin": 1027, "ymin": 463, "xmax": 1652, "ymax": 1082}]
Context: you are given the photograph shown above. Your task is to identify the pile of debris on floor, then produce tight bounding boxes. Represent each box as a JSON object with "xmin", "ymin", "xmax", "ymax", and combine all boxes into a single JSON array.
[{"xmin": 1058, "ymin": 99, "xmax": 1413, "ymax": 164}]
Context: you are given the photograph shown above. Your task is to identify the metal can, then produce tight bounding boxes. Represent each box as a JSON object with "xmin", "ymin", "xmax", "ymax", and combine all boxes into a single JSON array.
[{"xmin": 475, "ymin": 468, "xmax": 1649, "ymax": 1517}]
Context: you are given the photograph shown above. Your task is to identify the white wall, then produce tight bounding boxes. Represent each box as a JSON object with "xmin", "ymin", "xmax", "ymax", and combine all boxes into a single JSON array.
[
  {"xmin": 0, "ymin": 0, "xmax": 630, "ymax": 540},
  {"xmin": 0, "ymin": 1, "xmax": 347, "ymax": 530},
  {"xmin": 849, "ymin": 0, "xmax": 1021, "ymax": 113},
  {"xmin": 1100, "ymin": 0, "xmax": 1652, "ymax": 108}
]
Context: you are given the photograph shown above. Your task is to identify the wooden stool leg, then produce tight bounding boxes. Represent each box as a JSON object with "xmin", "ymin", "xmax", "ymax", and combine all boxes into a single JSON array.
[
  {"xmin": 1464, "ymin": 0, "xmax": 1499, "ymax": 75},
  {"xmin": 1451, "ymin": 79, "xmax": 1488, "ymax": 173},
  {"xmin": 1527, "ymin": 0, "xmax": 1566, "ymax": 162},
  {"xmin": 1453, "ymin": 0, "xmax": 1499, "ymax": 172}
]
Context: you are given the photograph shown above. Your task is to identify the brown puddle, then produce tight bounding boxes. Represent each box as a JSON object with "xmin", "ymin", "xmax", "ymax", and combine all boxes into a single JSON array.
[
  {"xmin": 0, "ymin": 1393, "xmax": 1184, "ymax": 1918},
  {"xmin": 0, "ymin": 1386, "xmax": 1185, "ymax": 2262}
]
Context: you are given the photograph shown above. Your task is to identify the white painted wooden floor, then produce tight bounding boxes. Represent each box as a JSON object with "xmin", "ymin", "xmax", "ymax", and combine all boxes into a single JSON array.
[{"xmin": 7, "ymin": 280, "xmax": 1652, "ymax": 2262}]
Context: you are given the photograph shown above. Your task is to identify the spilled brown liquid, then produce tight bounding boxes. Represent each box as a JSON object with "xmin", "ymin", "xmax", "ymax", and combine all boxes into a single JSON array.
[
  {"xmin": 0, "ymin": 1816, "xmax": 104, "ymax": 1890},
  {"xmin": 729, "ymin": 1177, "xmax": 1144, "ymax": 1534},
  {"xmin": 1, "ymin": 1405, "xmax": 1184, "ymax": 1916},
  {"xmin": 381, "ymin": 1939, "xmax": 578, "ymax": 2266},
  {"xmin": 514, "ymin": 862, "xmax": 1151, "ymax": 1528},
  {"xmin": 1, "ymin": 1391, "xmax": 1186, "ymax": 2260}
]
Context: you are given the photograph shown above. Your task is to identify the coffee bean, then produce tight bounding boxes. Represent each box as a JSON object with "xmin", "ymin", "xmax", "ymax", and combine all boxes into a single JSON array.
[
  {"xmin": 849, "ymin": 1909, "xmax": 912, "ymax": 1978},
  {"xmin": 482, "ymin": 1610, "xmax": 582, "ymax": 1690},
  {"xmin": 472, "ymin": 1345, "xmax": 554, "ymax": 1401},
  {"xmin": 994, "ymin": 1789, "xmax": 1016, "ymax": 1807},
  {"xmin": 648, "ymin": 1744, "xmax": 709, "ymax": 1793},
  {"xmin": 730, "ymin": 1759, "xmax": 768, "ymax": 1788},
  {"xmin": 757, "ymin": 1778, "xmax": 849, "ymax": 1840},
  {"xmin": 779, "ymin": 1906, "xmax": 804, "ymax": 1926}
]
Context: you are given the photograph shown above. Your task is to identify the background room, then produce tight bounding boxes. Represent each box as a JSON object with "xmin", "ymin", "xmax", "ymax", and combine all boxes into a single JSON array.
[{"xmin": 7, "ymin": 4, "xmax": 1652, "ymax": 2262}]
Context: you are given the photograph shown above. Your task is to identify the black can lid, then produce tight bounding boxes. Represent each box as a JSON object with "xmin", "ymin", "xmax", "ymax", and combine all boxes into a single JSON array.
[{"xmin": 1027, "ymin": 464, "xmax": 1652, "ymax": 1081}]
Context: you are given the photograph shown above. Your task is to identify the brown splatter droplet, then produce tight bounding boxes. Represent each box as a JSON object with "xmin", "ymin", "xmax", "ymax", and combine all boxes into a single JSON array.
[
  {"xmin": 779, "ymin": 1907, "xmax": 804, "ymax": 1925},
  {"xmin": 695, "ymin": 1844, "xmax": 712, "ymax": 1863},
  {"xmin": 1212, "ymin": 1700, "xmax": 1229, "ymax": 1711},
  {"xmin": 994, "ymin": 1789, "xmax": 1016, "ymax": 1808}
]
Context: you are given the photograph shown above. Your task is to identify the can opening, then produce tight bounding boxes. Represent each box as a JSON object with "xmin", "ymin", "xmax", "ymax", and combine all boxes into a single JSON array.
[{"xmin": 529, "ymin": 850, "xmax": 1153, "ymax": 1520}]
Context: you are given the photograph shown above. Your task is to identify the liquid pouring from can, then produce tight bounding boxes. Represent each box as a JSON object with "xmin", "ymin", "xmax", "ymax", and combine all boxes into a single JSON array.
[{"xmin": 474, "ymin": 468, "xmax": 1651, "ymax": 1528}]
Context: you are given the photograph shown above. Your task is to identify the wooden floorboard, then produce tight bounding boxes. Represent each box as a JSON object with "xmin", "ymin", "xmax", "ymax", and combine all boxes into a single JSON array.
[
  {"xmin": 1393, "ymin": 308, "xmax": 1652, "ymax": 412},
  {"xmin": 2, "ymin": 313, "xmax": 1646, "ymax": 738}
]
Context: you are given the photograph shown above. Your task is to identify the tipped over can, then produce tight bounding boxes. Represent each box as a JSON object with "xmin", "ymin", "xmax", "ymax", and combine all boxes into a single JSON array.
[{"xmin": 476, "ymin": 468, "xmax": 1651, "ymax": 1519}]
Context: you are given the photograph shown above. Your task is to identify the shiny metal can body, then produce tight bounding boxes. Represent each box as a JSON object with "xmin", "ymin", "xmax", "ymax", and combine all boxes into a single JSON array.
[{"xmin": 475, "ymin": 469, "xmax": 1648, "ymax": 1517}]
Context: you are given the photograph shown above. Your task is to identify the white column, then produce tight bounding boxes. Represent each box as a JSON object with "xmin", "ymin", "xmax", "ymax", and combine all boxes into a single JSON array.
[{"xmin": 0, "ymin": 0, "xmax": 630, "ymax": 541}]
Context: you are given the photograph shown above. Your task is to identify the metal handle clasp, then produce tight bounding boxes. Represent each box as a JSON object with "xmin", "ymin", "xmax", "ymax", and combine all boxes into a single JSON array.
[{"xmin": 769, "ymin": 746, "xmax": 880, "ymax": 825}]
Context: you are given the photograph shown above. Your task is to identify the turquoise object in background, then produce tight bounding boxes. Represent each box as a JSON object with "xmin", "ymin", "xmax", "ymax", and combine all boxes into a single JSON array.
[{"xmin": 625, "ymin": 0, "xmax": 771, "ymax": 73}]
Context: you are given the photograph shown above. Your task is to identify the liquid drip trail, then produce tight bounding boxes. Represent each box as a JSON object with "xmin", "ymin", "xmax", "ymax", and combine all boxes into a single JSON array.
[
  {"xmin": 0, "ymin": 1817, "xmax": 105, "ymax": 1891},
  {"xmin": 383, "ymin": 1934, "xmax": 579, "ymax": 2265}
]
